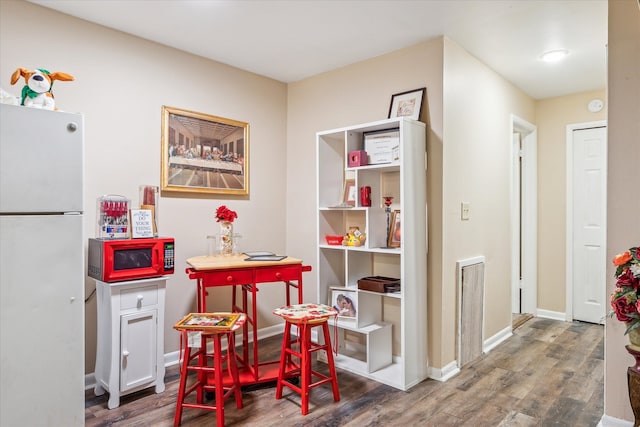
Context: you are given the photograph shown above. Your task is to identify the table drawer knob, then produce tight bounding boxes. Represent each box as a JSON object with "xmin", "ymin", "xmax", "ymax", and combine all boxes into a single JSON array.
[
  {"xmin": 275, "ymin": 272, "xmax": 282, "ymax": 279},
  {"xmin": 226, "ymin": 275, "xmax": 233, "ymax": 282}
]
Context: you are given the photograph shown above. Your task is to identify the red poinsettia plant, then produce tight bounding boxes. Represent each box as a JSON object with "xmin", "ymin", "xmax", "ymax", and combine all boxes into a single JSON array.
[
  {"xmin": 215, "ymin": 205, "xmax": 238, "ymax": 223},
  {"xmin": 609, "ymin": 246, "xmax": 640, "ymax": 335}
]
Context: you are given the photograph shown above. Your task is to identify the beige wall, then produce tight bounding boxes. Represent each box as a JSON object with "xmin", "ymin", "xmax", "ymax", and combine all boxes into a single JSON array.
[
  {"xmin": 442, "ymin": 38, "xmax": 536, "ymax": 364},
  {"xmin": 0, "ymin": 0, "xmax": 289, "ymax": 373},
  {"xmin": 535, "ymin": 90, "xmax": 606, "ymax": 314},
  {"xmin": 605, "ymin": 0, "xmax": 640, "ymax": 422}
]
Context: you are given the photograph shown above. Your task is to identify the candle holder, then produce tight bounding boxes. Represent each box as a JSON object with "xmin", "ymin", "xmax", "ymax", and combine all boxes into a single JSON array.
[{"xmin": 383, "ymin": 196, "xmax": 394, "ymax": 246}]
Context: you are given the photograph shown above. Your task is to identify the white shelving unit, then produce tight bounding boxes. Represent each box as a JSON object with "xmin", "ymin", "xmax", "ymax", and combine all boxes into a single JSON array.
[{"xmin": 316, "ymin": 117, "xmax": 428, "ymax": 391}]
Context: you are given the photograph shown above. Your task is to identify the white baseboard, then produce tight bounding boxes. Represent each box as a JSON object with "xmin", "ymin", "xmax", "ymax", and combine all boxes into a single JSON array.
[
  {"xmin": 428, "ymin": 361, "xmax": 459, "ymax": 382},
  {"xmin": 85, "ymin": 373, "xmax": 95, "ymax": 391},
  {"xmin": 598, "ymin": 413, "xmax": 634, "ymax": 427},
  {"xmin": 427, "ymin": 324, "xmax": 512, "ymax": 384},
  {"xmin": 85, "ymin": 322, "xmax": 286, "ymax": 391},
  {"xmin": 483, "ymin": 325, "xmax": 512, "ymax": 353},
  {"xmin": 536, "ymin": 309, "xmax": 567, "ymax": 321}
]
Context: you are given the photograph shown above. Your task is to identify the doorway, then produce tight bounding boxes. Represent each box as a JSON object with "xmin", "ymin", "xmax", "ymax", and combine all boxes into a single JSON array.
[
  {"xmin": 511, "ymin": 115, "xmax": 537, "ymax": 324},
  {"xmin": 566, "ymin": 122, "xmax": 607, "ymax": 324}
]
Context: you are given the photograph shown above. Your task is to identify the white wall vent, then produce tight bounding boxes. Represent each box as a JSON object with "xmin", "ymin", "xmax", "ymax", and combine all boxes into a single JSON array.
[{"xmin": 457, "ymin": 256, "xmax": 486, "ymax": 367}]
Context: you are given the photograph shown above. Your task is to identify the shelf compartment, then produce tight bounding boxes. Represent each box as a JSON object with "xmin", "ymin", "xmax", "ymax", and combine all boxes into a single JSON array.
[
  {"xmin": 317, "ymin": 133, "xmax": 346, "ymax": 208},
  {"xmin": 321, "ymin": 322, "xmax": 392, "ymax": 373},
  {"xmin": 318, "ymin": 248, "xmax": 345, "ymax": 306},
  {"xmin": 347, "ymin": 251, "xmax": 401, "ymax": 288},
  {"xmin": 318, "ymin": 209, "xmax": 366, "ymax": 242}
]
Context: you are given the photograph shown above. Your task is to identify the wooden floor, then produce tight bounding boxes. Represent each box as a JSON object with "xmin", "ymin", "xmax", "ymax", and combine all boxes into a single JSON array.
[{"xmin": 85, "ymin": 317, "xmax": 604, "ymax": 426}]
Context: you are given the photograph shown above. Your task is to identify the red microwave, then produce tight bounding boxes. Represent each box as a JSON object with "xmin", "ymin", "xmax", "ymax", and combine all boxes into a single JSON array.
[{"xmin": 88, "ymin": 237, "xmax": 175, "ymax": 283}]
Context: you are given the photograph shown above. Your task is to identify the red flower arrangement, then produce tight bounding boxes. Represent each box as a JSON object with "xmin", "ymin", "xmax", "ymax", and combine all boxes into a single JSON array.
[
  {"xmin": 215, "ymin": 205, "xmax": 237, "ymax": 223},
  {"xmin": 609, "ymin": 246, "xmax": 640, "ymax": 335}
]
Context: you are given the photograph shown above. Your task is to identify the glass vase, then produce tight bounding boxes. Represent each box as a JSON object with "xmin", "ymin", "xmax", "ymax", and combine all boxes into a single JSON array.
[{"xmin": 219, "ymin": 221, "xmax": 234, "ymax": 255}]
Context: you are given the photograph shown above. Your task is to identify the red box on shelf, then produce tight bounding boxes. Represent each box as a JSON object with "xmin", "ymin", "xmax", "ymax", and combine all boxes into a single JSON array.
[
  {"xmin": 348, "ymin": 150, "xmax": 368, "ymax": 167},
  {"xmin": 325, "ymin": 235, "xmax": 343, "ymax": 245}
]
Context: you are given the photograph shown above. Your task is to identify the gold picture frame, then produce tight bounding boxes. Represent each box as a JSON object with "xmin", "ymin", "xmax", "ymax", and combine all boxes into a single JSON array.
[
  {"xmin": 161, "ymin": 106, "xmax": 249, "ymax": 196},
  {"xmin": 388, "ymin": 209, "xmax": 401, "ymax": 248}
]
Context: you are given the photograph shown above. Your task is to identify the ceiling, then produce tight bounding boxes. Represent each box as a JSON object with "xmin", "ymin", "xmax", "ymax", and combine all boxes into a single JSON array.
[{"xmin": 28, "ymin": 0, "xmax": 608, "ymax": 100}]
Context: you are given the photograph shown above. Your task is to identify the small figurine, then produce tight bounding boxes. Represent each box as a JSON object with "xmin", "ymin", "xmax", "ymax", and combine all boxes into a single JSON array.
[
  {"xmin": 342, "ymin": 226, "xmax": 366, "ymax": 247},
  {"xmin": 10, "ymin": 67, "xmax": 74, "ymax": 110}
]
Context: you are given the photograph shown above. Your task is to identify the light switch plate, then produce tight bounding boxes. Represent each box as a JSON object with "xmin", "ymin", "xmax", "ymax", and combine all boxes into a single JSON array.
[{"xmin": 461, "ymin": 202, "xmax": 470, "ymax": 220}]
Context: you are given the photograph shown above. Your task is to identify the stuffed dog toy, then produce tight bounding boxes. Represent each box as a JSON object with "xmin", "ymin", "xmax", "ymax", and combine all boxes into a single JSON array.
[{"xmin": 10, "ymin": 67, "xmax": 74, "ymax": 110}]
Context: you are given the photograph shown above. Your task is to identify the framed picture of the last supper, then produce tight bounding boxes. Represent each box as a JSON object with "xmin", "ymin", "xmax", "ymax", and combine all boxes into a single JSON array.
[{"xmin": 161, "ymin": 105, "xmax": 249, "ymax": 196}]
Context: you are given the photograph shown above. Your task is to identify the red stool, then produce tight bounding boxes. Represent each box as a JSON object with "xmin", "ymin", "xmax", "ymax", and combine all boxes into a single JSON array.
[
  {"xmin": 273, "ymin": 304, "xmax": 340, "ymax": 415},
  {"xmin": 173, "ymin": 313, "xmax": 246, "ymax": 427}
]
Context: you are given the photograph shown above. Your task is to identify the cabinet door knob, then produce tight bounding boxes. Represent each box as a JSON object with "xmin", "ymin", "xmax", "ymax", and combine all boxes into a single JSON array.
[
  {"xmin": 137, "ymin": 295, "xmax": 144, "ymax": 302},
  {"xmin": 122, "ymin": 350, "xmax": 129, "ymax": 357}
]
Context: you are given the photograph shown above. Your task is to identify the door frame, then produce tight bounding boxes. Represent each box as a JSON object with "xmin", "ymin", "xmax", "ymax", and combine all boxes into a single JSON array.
[
  {"xmin": 510, "ymin": 115, "xmax": 537, "ymax": 315},
  {"xmin": 565, "ymin": 120, "xmax": 607, "ymax": 322}
]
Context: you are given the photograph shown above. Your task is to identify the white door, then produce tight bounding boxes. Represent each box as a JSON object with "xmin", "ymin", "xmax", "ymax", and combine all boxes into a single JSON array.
[
  {"xmin": 511, "ymin": 115, "xmax": 537, "ymax": 316},
  {"xmin": 0, "ymin": 215, "xmax": 84, "ymax": 426},
  {"xmin": 572, "ymin": 126, "xmax": 607, "ymax": 323},
  {"xmin": 0, "ymin": 104, "xmax": 83, "ymax": 213},
  {"xmin": 511, "ymin": 132, "xmax": 522, "ymax": 313}
]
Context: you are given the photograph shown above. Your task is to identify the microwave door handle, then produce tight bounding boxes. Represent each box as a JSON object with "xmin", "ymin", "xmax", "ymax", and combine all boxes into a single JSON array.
[{"xmin": 155, "ymin": 246, "xmax": 162, "ymax": 271}]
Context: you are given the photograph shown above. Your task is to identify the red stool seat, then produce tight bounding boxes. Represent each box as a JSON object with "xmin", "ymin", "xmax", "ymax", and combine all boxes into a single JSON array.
[
  {"xmin": 173, "ymin": 313, "xmax": 246, "ymax": 427},
  {"xmin": 272, "ymin": 304, "xmax": 340, "ymax": 415}
]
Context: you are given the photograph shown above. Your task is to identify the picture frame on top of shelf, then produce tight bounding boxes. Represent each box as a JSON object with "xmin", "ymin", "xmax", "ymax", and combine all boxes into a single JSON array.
[
  {"xmin": 388, "ymin": 209, "xmax": 401, "ymax": 248},
  {"xmin": 342, "ymin": 179, "xmax": 357, "ymax": 206},
  {"xmin": 388, "ymin": 87, "xmax": 426, "ymax": 121},
  {"xmin": 161, "ymin": 105, "xmax": 249, "ymax": 196},
  {"xmin": 330, "ymin": 287, "xmax": 357, "ymax": 320}
]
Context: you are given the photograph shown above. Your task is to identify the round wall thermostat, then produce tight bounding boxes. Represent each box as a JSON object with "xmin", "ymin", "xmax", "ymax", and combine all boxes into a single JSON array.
[{"xmin": 588, "ymin": 99, "xmax": 604, "ymax": 113}]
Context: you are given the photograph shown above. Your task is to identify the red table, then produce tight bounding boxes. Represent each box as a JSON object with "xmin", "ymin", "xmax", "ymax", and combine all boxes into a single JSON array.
[{"xmin": 185, "ymin": 254, "xmax": 312, "ymax": 386}]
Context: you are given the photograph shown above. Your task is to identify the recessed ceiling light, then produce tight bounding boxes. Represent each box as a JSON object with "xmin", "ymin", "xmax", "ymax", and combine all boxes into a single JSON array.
[{"xmin": 540, "ymin": 49, "xmax": 569, "ymax": 62}]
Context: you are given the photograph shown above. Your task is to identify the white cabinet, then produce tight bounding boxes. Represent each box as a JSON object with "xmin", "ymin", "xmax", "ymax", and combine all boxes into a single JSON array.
[
  {"xmin": 94, "ymin": 277, "xmax": 167, "ymax": 409},
  {"xmin": 316, "ymin": 117, "xmax": 427, "ymax": 390}
]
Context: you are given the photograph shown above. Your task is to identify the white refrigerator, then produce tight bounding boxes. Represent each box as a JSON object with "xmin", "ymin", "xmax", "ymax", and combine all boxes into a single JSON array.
[{"xmin": 0, "ymin": 104, "xmax": 85, "ymax": 426}]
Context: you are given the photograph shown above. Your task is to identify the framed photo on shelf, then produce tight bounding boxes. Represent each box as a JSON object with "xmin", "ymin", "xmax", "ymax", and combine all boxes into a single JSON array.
[
  {"xmin": 342, "ymin": 179, "xmax": 357, "ymax": 206},
  {"xmin": 388, "ymin": 87, "xmax": 426, "ymax": 121},
  {"xmin": 161, "ymin": 105, "xmax": 249, "ymax": 196},
  {"xmin": 388, "ymin": 209, "xmax": 401, "ymax": 248},
  {"xmin": 330, "ymin": 287, "xmax": 357, "ymax": 319}
]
